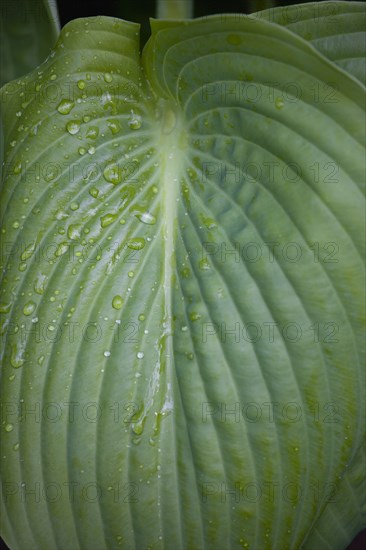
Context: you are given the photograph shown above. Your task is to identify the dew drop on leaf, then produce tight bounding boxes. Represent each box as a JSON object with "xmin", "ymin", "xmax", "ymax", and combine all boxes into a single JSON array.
[
  {"xmin": 34, "ymin": 273, "xmax": 47, "ymax": 294},
  {"xmin": 0, "ymin": 302, "xmax": 11, "ymax": 314},
  {"xmin": 275, "ymin": 97, "xmax": 284, "ymax": 110},
  {"xmin": 86, "ymin": 126, "xmax": 99, "ymax": 139},
  {"xmin": 107, "ymin": 119, "xmax": 121, "ymax": 134},
  {"xmin": 67, "ymin": 224, "xmax": 81, "ymax": 240},
  {"xmin": 127, "ymin": 238, "xmax": 145, "ymax": 250},
  {"xmin": 23, "ymin": 301, "xmax": 36, "ymax": 316},
  {"xmin": 100, "ymin": 213, "xmax": 117, "ymax": 228},
  {"xmin": 136, "ymin": 212, "xmax": 156, "ymax": 225},
  {"xmin": 57, "ymin": 99, "xmax": 75, "ymax": 114},
  {"xmin": 199, "ymin": 258, "xmax": 210, "ymax": 271},
  {"xmin": 103, "ymin": 163, "xmax": 122, "ymax": 185},
  {"xmin": 21, "ymin": 242, "xmax": 36, "ymax": 261},
  {"xmin": 112, "ymin": 295, "xmax": 123, "ymax": 310},
  {"xmin": 66, "ymin": 121, "xmax": 80, "ymax": 135},
  {"xmin": 11, "ymin": 345, "xmax": 24, "ymax": 368},
  {"xmin": 13, "ymin": 162, "xmax": 22, "ymax": 174},
  {"xmin": 128, "ymin": 111, "xmax": 142, "ymax": 130},
  {"xmin": 189, "ymin": 312, "xmax": 201, "ymax": 322}
]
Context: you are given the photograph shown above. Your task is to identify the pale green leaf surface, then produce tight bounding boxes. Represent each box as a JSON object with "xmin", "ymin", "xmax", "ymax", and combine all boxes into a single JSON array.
[
  {"xmin": 251, "ymin": 1, "xmax": 366, "ymax": 84},
  {"xmin": 0, "ymin": 13, "xmax": 365, "ymax": 550}
]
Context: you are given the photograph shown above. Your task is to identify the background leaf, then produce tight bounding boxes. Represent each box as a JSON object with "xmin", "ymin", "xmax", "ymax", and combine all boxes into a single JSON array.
[
  {"xmin": 251, "ymin": 1, "xmax": 366, "ymax": 85},
  {"xmin": 0, "ymin": 0, "xmax": 60, "ymax": 186},
  {"xmin": 0, "ymin": 0, "xmax": 60, "ymax": 87}
]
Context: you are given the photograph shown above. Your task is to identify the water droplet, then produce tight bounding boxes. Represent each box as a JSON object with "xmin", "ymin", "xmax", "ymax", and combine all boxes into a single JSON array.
[
  {"xmin": 13, "ymin": 443, "xmax": 19, "ymax": 451},
  {"xmin": 12, "ymin": 221, "xmax": 20, "ymax": 229},
  {"xmin": 44, "ymin": 167, "xmax": 58, "ymax": 182},
  {"xmin": 138, "ymin": 314, "xmax": 145, "ymax": 321},
  {"xmin": 38, "ymin": 355, "xmax": 45, "ymax": 365},
  {"xmin": 88, "ymin": 146, "xmax": 95, "ymax": 155},
  {"xmin": 21, "ymin": 242, "xmax": 36, "ymax": 261},
  {"xmin": 275, "ymin": 97, "xmax": 284, "ymax": 110},
  {"xmin": 103, "ymin": 351, "xmax": 111, "ymax": 357},
  {"xmin": 50, "ymin": 74, "xmax": 57, "ymax": 81},
  {"xmin": 128, "ymin": 110, "xmax": 142, "ymax": 130},
  {"xmin": 107, "ymin": 119, "xmax": 121, "ymax": 134},
  {"xmin": 103, "ymin": 163, "xmax": 122, "ymax": 185},
  {"xmin": 202, "ymin": 217, "xmax": 217, "ymax": 230},
  {"xmin": 199, "ymin": 258, "xmax": 210, "ymax": 271},
  {"xmin": 13, "ymin": 161, "xmax": 22, "ymax": 174},
  {"xmin": 57, "ymin": 99, "xmax": 75, "ymax": 114},
  {"xmin": 67, "ymin": 224, "xmax": 81, "ymax": 240},
  {"xmin": 78, "ymin": 147, "xmax": 86, "ymax": 155},
  {"xmin": 127, "ymin": 238, "xmax": 145, "ymax": 250},
  {"xmin": 112, "ymin": 295, "xmax": 123, "ymax": 310},
  {"xmin": 70, "ymin": 202, "xmax": 79, "ymax": 211},
  {"xmin": 55, "ymin": 242, "xmax": 69, "ymax": 257},
  {"xmin": 181, "ymin": 325, "xmax": 188, "ymax": 332},
  {"xmin": 137, "ymin": 352, "xmax": 144, "ymax": 359},
  {"xmin": 136, "ymin": 212, "xmax": 156, "ymax": 225},
  {"xmin": 77, "ymin": 80, "xmax": 86, "ymax": 90},
  {"xmin": 23, "ymin": 301, "xmax": 36, "ymax": 316},
  {"xmin": 189, "ymin": 312, "xmax": 201, "ymax": 322},
  {"xmin": 66, "ymin": 120, "xmax": 80, "ymax": 135},
  {"xmin": 18, "ymin": 263, "xmax": 27, "ymax": 272},
  {"xmin": 11, "ymin": 345, "xmax": 24, "ymax": 368},
  {"xmin": 104, "ymin": 73, "xmax": 113, "ymax": 83},
  {"xmin": 89, "ymin": 187, "xmax": 99, "ymax": 198},
  {"xmin": 86, "ymin": 126, "xmax": 99, "ymax": 139},
  {"xmin": 0, "ymin": 302, "xmax": 11, "ymax": 314},
  {"xmin": 100, "ymin": 213, "xmax": 117, "ymax": 228},
  {"xmin": 5, "ymin": 424, "xmax": 14, "ymax": 432},
  {"xmin": 128, "ymin": 271, "xmax": 134, "ymax": 278},
  {"xmin": 34, "ymin": 273, "xmax": 47, "ymax": 294}
]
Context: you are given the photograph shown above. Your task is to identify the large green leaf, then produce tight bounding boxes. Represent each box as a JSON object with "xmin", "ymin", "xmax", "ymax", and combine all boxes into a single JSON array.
[
  {"xmin": 251, "ymin": 1, "xmax": 366, "ymax": 84},
  {"xmin": 0, "ymin": 12, "xmax": 365, "ymax": 550}
]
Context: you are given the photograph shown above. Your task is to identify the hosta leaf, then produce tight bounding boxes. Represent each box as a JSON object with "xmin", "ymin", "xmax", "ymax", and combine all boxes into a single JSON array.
[
  {"xmin": 251, "ymin": 1, "xmax": 366, "ymax": 84},
  {"xmin": 0, "ymin": 13, "xmax": 365, "ymax": 550}
]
